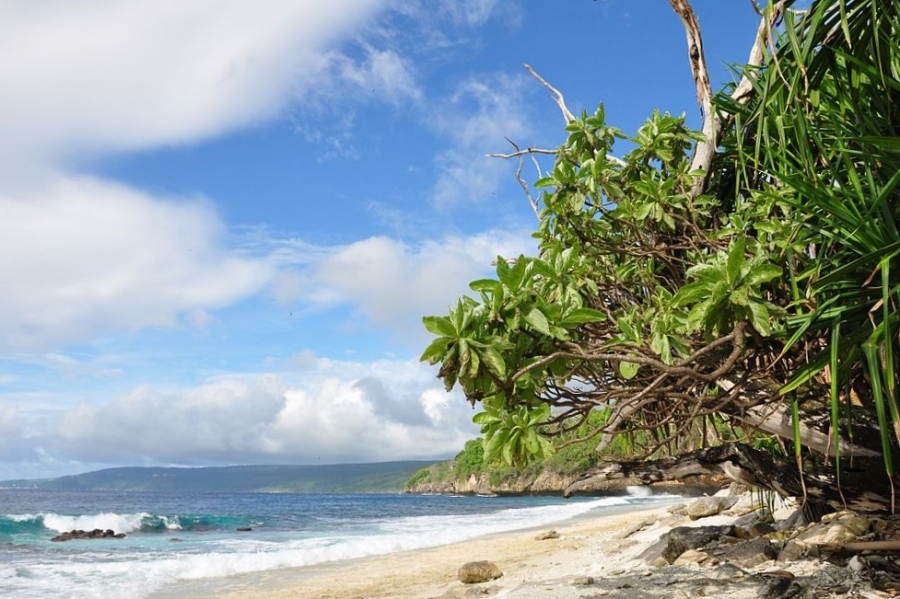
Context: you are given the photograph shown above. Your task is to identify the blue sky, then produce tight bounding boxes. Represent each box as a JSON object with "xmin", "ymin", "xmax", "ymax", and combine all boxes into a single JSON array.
[{"xmin": 0, "ymin": 0, "xmax": 772, "ymax": 480}]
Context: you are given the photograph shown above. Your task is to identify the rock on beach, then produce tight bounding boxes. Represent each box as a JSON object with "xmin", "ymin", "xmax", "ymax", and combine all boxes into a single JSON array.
[{"xmin": 458, "ymin": 561, "xmax": 503, "ymax": 584}]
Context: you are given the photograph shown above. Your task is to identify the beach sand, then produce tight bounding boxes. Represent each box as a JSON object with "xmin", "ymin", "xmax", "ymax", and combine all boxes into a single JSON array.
[{"xmin": 154, "ymin": 495, "xmax": 872, "ymax": 599}]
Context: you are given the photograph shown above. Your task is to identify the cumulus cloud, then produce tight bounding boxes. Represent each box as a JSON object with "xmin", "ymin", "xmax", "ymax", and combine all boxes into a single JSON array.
[
  {"xmin": 0, "ymin": 0, "xmax": 537, "ymax": 477},
  {"xmin": 432, "ymin": 74, "xmax": 534, "ymax": 206},
  {"xmin": 53, "ymin": 357, "xmax": 477, "ymax": 466},
  {"xmin": 0, "ymin": 0, "xmax": 383, "ymax": 172},
  {"xmin": 0, "ymin": 175, "xmax": 272, "ymax": 351},
  {"xmin": 267, "ymin": 229, "xmax": 535, "ymax": 340},
  {"xmin": 0, "ymin": 1, "xmax": 397, "ymax": 353}
]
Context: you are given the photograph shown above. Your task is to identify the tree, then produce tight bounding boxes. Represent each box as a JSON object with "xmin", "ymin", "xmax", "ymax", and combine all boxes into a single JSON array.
[{"xmin": 421, "ymin": 0, "xmax": 900, "ymax": 512}]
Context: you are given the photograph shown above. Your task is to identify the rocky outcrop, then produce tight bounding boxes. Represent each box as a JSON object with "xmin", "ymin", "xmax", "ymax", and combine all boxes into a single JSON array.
[
  {"xmin": 50, "ymin": 528, "xmax": 126, "ymax": 542},
  {"xmin": 406, "ymin": 467, "xmax": 723, "ymax": 495},
  {"xmin": 639, "ymin": 494, "xmax": 888, "ymax": 579},
  {"xmin": 407, "ymin": 470, "xmax": 580, "ymax": 495}
]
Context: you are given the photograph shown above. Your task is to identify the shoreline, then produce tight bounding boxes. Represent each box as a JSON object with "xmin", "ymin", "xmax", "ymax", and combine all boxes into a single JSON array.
[
  {"xmin": 150, "ymin": 501, "xmax": 676, "ymax": 599},
  {"xmin": 148, "ymin": 491, "xmax": 888, "ymax": 599}
]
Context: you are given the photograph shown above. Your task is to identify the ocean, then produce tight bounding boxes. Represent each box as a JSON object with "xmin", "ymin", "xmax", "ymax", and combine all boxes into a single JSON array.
[{"xmin": 0, "ymin": 487, "xmax": 676, "ymax": 599}]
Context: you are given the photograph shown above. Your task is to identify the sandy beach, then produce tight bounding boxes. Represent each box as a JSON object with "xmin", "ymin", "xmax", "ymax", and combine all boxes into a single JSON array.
[
  {"xmin": 150, "ymin": 491, "xmax": 882, "ymax": 599},
  {"xmin": 153, "ymin": 503, "xmax": 667, "ymax": 599}
]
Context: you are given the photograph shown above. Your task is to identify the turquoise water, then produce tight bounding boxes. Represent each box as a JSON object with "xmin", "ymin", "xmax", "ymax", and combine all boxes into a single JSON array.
[{"xmin": 0, "ymin": 488, "xmax": 675, "ymax": 599}]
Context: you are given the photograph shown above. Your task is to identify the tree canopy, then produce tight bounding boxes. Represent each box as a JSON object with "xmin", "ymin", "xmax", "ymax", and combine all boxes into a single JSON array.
[{"xmin": 421, "ymin": 0, "xmax": 900, "ymax": 511}]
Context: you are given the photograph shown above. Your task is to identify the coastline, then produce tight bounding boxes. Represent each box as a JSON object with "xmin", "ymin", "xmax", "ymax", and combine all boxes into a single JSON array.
[
  {"xmin": 148, "ymin": 491, "xmax": 889, "ymax": 599},
  {"xmin": 150, "ymin": 502, "xmax": 675, "ymax": 599}
]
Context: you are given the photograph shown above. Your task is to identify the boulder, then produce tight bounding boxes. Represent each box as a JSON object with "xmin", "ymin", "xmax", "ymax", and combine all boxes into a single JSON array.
[
  {"xmin": 686, "ymin": 495, "xmax": 739, "ymax": 520},
  {"xmin": 458, "ymin": 561, "xmax": 503, "ymax": 584},
  {"xmin": 733, "ymin": 507, "xmax": 774, "ymax": 529},
  {"xmin": 795, "ymin": 512, "xmax": 871, "ymax": 545},
  {"xmin": 640, "ymin": 525, "xmax": 735, "ymax": 566},
  {"xmin": 713, "ymin": 537, "xmax": 777, "ymax": 568}
]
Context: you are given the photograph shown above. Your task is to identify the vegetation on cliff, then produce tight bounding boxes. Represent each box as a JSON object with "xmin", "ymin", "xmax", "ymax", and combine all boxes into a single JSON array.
[{"xmin": 405, "ymin": 411, "xmax": 755, "ymax": 493}]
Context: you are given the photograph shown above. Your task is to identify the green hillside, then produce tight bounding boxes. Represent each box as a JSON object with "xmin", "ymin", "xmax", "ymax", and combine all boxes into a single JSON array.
[{"xmin": 1, "ymin": 461, "xmax": 436, "ymax": 493}]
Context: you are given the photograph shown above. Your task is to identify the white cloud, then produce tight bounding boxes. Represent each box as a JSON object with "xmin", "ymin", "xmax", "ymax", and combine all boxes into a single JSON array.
[
  {"xmin": 0, "ymin": 0, "xmax": 383, "ymax": 173},
  {"xmin": 0, "ymin": 1, "xmax": 397, "ymax": 352},
  {"xmin": 432, "ymin": 74, "xmax": 534, "ymax": 206},
  {"xmin": 53, "ymin": 357, "xmax": 477, "ymax": 466},
  {"xmin": 285, "ymin": 230, "xmax": 535, "ymax": 339},
  {"xmin": 0, "ymin": 175, "xmax": 272, "ymax": 351},
  {"xmin": 440, "ymin": 0, "xmax": 506, "ymax": 27},
  {"xmin": 331, "ymin": 46, "xmax": 423, "ymax": 107}
]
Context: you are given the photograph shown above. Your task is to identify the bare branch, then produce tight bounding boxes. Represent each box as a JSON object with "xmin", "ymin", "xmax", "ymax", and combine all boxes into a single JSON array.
[
  {"xmin": 487, "ymin": 148, "xmax": 558, "ymax": 159},
  {"xmin": 493, "ymin": 138, "xmax": 542, "ymax": 219},
  {"xmin": 668, "ymin": 0, "xmax": 715, "ymax": 199},
  {"xmin": 524, "ymin": 63, "xmax": 576, "ymax": 124},
  {"xmin": 729, "ymin": 1, "xmax": 789, "ymax": 106},
  {"xmin": 670, "ymin": 0, "xmax": 788, "ymax": 199}
]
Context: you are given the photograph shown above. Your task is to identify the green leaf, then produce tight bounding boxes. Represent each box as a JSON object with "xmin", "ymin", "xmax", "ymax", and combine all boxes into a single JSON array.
[
  {"xmin": 525, "ymin": 308, "xmax": 551, "ymax": 335},
  {"xmin": 561, "ymin": 307, "xmax": 608, "ymax": 325},
  {"xmin": 480, "ymin": 347, "xmax": 507, "ymax": 378},
  {"xmin": 419, "ymin": 337, "xmax": 453, "ymax": 363},
  {"xmin": 748, "ymin": 300, "xmax": 772, "ymax": 337},
  {"xmin": 726, "ymin": 237, "xmax": 746, "ymax": 286},
  {"xmin": 469, "ymin": 279, "xmax": 500, "ymax": 292},
  {"xmin": 745, "ymin": 263, "xmax": 782, "ymax": 286},
  {"xmin": 422, "ymin": 315, "xmax": 456, "ymax": 338},
  {"xmin": 673, "ymin": 281, "xmax": 712, "ymax": 307},
  {"xmin": 619, "ymin": 360, "xmax": 640, "ymax": 380}
]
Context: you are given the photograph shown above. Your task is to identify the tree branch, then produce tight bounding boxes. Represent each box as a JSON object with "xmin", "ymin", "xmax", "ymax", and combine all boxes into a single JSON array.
[
  {"xmin": 668, "ymin": 0, "xmax": 715, "ymax": 199},
  {"xmin": 669, "ymin": 0, "xmax": 788, "ymax": 199},
  {"xmin": 524, "ymin": 63, "xmax": 575, "ymax": 124}
]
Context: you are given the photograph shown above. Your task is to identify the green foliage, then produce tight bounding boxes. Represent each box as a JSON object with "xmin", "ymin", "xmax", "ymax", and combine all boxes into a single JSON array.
[
  {"xmin": 474, "ymin": 402, "xmax": 555, "ymax": 469},
  {"xmin": 454, "ymin": 438, "xmax": 485, "ymax": 479},
  {"xmin": 421, "ymin": 0, "xmax": 900, "ymax": 500},
  {"xmin": 405, "ymin": 467, "xmax": 432, "ymax": 490}
]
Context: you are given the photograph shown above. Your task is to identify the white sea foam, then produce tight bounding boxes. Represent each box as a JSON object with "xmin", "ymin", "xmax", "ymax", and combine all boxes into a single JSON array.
[
  {"xmin": 159, "ymin": 515, "xmax": 182, "ymax": 530},
  {"xmin": 41, "ymin": 511, "xmax": 150, "ymax": 534},
  {"xmin": 626, "ymin": 485, "xmax": 653, "ymax": 497},
  {"xmin": 10, "ymin": 513, "xmax": 39, "ymax": 522}
]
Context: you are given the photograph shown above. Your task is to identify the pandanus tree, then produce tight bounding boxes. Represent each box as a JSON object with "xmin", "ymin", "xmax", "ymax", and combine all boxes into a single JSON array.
[{"xmin": 422, "ymin": 0, "xmax": 900, "ymax": 513}]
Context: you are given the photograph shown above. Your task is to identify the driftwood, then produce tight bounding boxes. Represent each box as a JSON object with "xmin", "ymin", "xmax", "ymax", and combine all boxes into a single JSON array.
[
  {"xmin": 819, "ymin": 540, "xmax": 900, "ymax": 553},
  {"xmin": 564, "ymin": 443, "xmax": 893, "ymax": 515}
]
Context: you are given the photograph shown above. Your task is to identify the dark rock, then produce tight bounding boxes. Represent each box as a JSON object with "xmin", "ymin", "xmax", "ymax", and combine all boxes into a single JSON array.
[
  {"xmin": 777, "ymin": 539, "xmax": 818, "ymax": 562},
  {"xmin": 715, "ymin": 537, "xmax": 777, "ymax": 568},
  {"xmin": 236, "ymin": 527, "xmax": 252, "ymax": 532},
  {"xmin": 50, "ymin": 528, "xmax": 125, "ymax": 542},
  {"xmin": 458, "ymin": 561, "xmax": 503, "ymax": 584},
  {"xmin": 640, "ymin": 525, "xmax": 735, "ymax": 566},
  {"xmin": 736, "ymin": 521, "xmax": 776, "ymax": 539},
  {"xmin": 734, "ymin": 507, "xmax": 774, "ymax": 528},
  {"xmin": 756, "ymin": 571, "xmax": 803, "ymax": 599}
]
